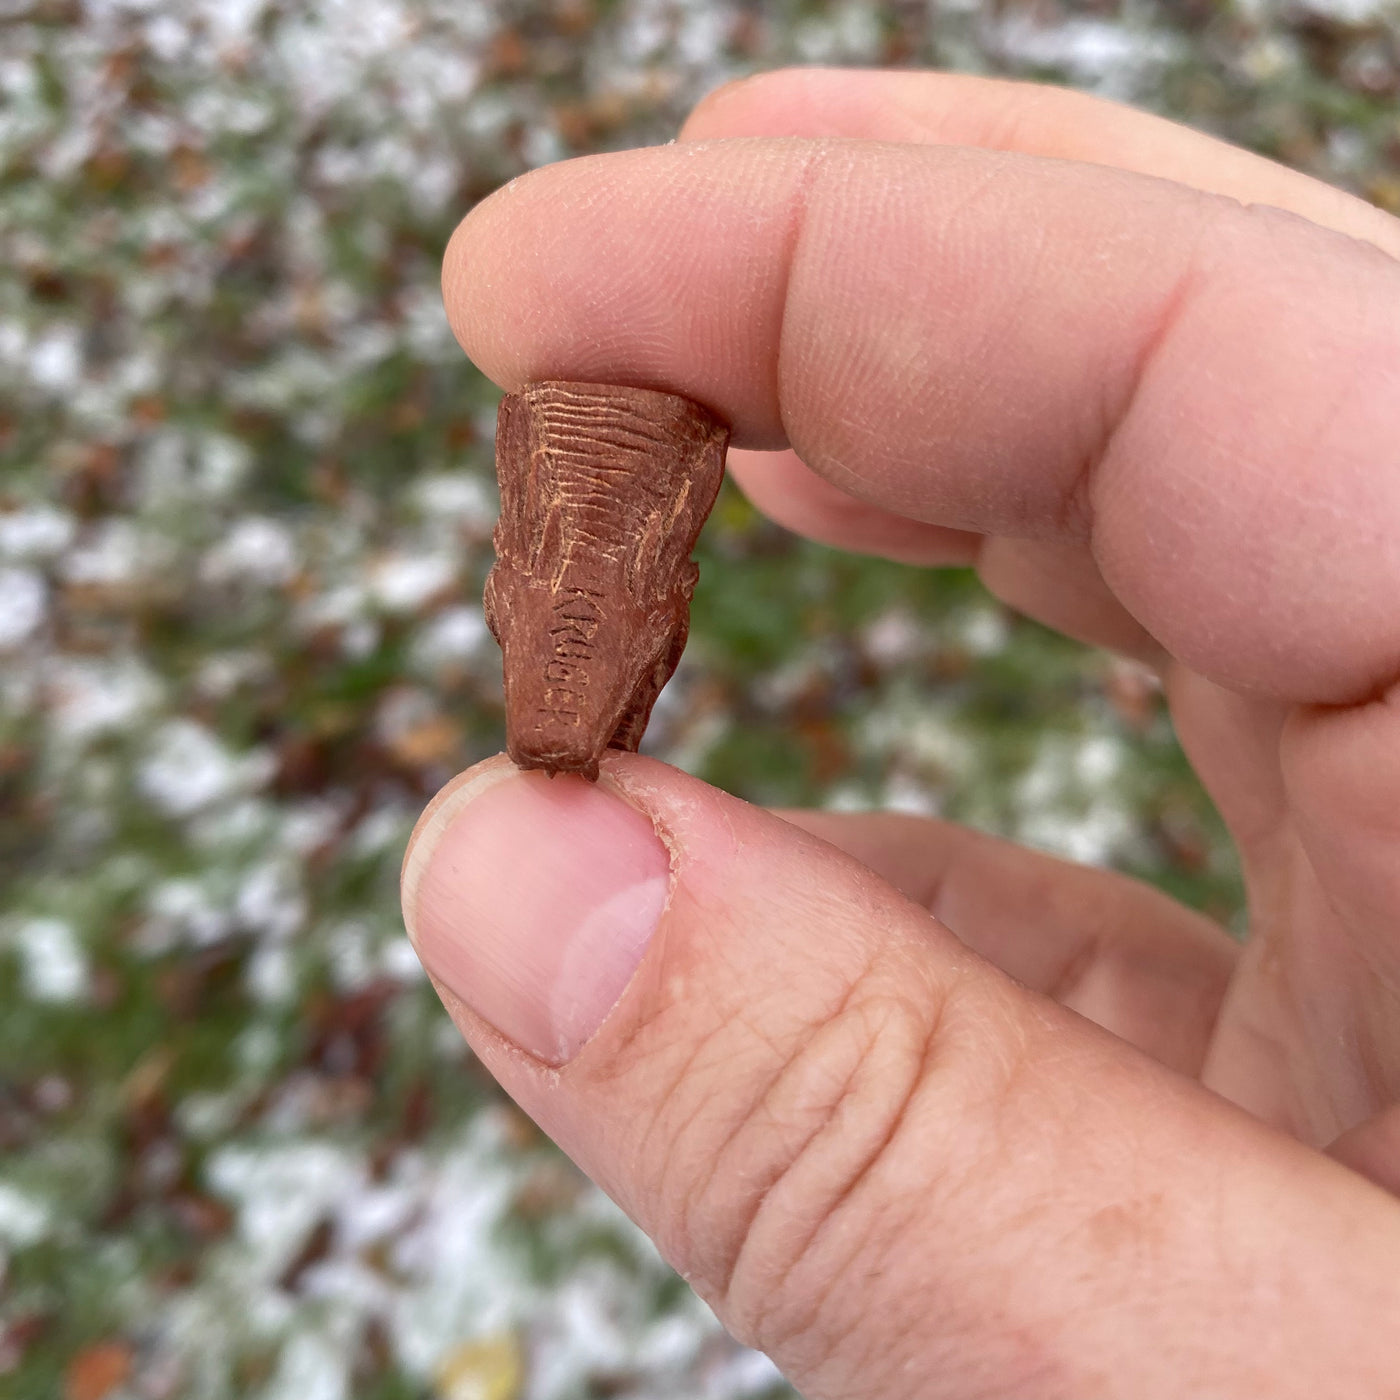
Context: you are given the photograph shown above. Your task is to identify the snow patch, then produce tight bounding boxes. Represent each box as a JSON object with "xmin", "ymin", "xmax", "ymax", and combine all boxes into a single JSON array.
[{"xmin": 10, "ymin": 917, "xmax": 89, "ymax": 1003}]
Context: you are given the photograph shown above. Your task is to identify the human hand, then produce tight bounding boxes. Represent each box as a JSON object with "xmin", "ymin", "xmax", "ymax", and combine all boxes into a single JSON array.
[{"xmin": 403, "ymin": 68, "xmax": 1400, "ymax": 1398}]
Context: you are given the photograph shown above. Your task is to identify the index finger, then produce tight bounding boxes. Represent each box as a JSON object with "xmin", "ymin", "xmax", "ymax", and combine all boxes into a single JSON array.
[
  {"xmin": 682, "ymin": 68, "xmax": 1400, "ymax": 260},
  {"xmin": 443, "ymin": 138, "xmax": 1400, "ymax": 704}
]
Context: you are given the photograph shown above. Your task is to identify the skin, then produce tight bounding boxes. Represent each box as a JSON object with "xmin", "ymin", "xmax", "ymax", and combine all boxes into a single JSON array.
[{"xmin": 425, "ymin": 68, "xmax": 1400, "ymax": 1398}]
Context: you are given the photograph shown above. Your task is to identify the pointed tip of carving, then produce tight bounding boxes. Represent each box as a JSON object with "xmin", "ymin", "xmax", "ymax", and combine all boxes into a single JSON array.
[{"xmin": 506, "ymin": 745, "xmax": 602, "ymax": 783}]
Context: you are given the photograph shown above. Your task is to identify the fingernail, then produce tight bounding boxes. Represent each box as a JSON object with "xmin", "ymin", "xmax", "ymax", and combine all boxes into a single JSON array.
[{"xmin": 403, "ymin": 762, "xmax": 671, "ymax": 1065}]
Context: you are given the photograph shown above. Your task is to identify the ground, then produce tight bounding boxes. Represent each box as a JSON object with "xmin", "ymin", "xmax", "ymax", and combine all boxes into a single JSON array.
[{"xmin": 1, "ymin": 1, "xmax": 1397, "ymax": 1397}]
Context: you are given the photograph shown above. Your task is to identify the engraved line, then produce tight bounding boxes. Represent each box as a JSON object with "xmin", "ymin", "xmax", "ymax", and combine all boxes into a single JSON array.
[
  {"xmin": 543, "ymin": 431, "xmax": 679, "ymax": 459},
  {"xmin": 663, "ymin": 478, "xmax": 692, "ymax": 532},
  {"xmin": 541, "ymin": 386, "xmax": 669, "ymax": 413},
  {"xmin": 539, "ymin": 411, "xmax": 678, "ymax": 450}
]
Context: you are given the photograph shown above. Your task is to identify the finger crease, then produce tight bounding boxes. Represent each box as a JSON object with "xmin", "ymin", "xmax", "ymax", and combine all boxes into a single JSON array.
[
  {"xmin": 1044, "ymin": 932, "xmax": 1105, "ymax": 1006},
  {"xmin": 1059, "ymin": 212, "xmax": 1212, "ymax": 543},
  {"xmin": 745, "ymin": 991, "xmax": 947, "ymax": 1354},
  {"xmin": 773, "ymin": 143, "xmax": 835, "ymax": 451},
  {"xmin": 725, "ymin": 973, "xmax": 959, "ymax": 1354},
  {"xmin": 690, "ymin": 963, "xmax": 875, "ymax": 1287}
]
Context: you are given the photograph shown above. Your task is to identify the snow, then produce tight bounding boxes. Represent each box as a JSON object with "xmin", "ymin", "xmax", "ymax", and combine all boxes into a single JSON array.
[
  {"xmin": 368, "ymin": 553, "xmax": 458, "ymax": 613},
  {"xmin": 10, "ymin": 916, "xmax": 90, "ymax": 1003},
  {"xmin": 0, "ymin": 507, "xmax": 77, "ymax": 561},
  {"xmin": 0, "ymin": 1182, "xmax": 52, "ymax": 1249},
  {"xmin": 138, "ymin": 719, "xmax": 271, "ymax": 817},
  {"xmin": 201, "ymin": 517, "xmax": 299, "ymax": 587},
  {"xmin": 0, "ymin": 567, "xmax": 47, "ymax": 648}
]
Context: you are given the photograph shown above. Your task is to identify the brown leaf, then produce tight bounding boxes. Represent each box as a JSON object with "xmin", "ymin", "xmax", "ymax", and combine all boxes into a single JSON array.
[
  {"xmin": 169, "ymin": 1191, "xmax": 234, "ymax": 1240},
  {"xmin": 1366, "ymin": 174, "xmax": 1400, "ymax": 215},
  {"xmin": 513, "ymin": 1160, "xmax": 585, "ymax": 1220},
  {"xmin": 485, "ymin": 28, "xmax": 529, "ymax": 77},
  {"xmin": 279, "ymin": 1217, "xmax": 334, "ymax": 1293},
  {"xmin": 0, "ymin": 1312, "xmax": 51, "ymax": 1375},
  {"xmin": 1104, "ymin": 658, "xmax": 1162, "ymax": 733},
  {"xmin": 551, "ymin": 0, "xmax": 595, "ymax": 35},
  {"xmin": 172, "ymin": 146, "xmax": 211, "ymax": 191}
]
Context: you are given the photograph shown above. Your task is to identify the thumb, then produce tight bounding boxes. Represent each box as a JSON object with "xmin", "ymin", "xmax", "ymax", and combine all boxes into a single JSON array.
[{"xmin": 401, "ymin": 754, "xmax": 1400, "ymax": 1400}]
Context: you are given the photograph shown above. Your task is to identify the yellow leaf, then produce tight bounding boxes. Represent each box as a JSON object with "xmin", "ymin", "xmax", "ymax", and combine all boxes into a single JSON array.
[{"xmin": 435, "ymin": 1332, "xmax": 524, "ymax": 1400}]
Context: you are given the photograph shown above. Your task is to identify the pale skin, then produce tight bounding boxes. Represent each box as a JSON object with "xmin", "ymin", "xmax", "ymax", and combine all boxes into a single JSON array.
[{"xmin": 422, "ymin": 68, "xmax": 1400, "ymax": 1398}]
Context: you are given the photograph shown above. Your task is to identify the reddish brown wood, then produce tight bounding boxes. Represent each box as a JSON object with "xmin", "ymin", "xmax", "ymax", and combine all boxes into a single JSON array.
[{"xmin": 484, "ymin": 381, "xmax": 729, "ymax": 779}]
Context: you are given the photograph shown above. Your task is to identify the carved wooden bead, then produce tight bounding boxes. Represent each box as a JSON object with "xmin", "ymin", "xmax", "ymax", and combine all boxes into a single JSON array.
[{"xmin": 484, "ymin": 381, "xmax": 729, "ymax": 780}]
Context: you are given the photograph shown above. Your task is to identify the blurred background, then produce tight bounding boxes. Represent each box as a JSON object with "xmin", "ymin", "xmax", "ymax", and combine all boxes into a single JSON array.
[{"xmin": 1, "ymin": 0, "xmax": 1396, "ymax": 1396}]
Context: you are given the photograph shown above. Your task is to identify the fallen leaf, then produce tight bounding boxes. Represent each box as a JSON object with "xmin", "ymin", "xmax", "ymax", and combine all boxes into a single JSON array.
[
  {"xmin": 435, "ymin": 1332, "xmax": 524, "ymax": 1400},
  {"xmin": 387, "ymin": 713, "xmax": 461, "ymax": 768},
  {"xmin": 65, "ymin": 1340, "xmax": 132, "ymax": 1400}
]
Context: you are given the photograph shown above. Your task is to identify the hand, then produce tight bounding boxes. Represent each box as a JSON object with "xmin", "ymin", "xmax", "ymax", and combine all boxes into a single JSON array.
[{"xmin": 403, "ymin": 68, "xmax": 1400, "ymax": 1399}]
